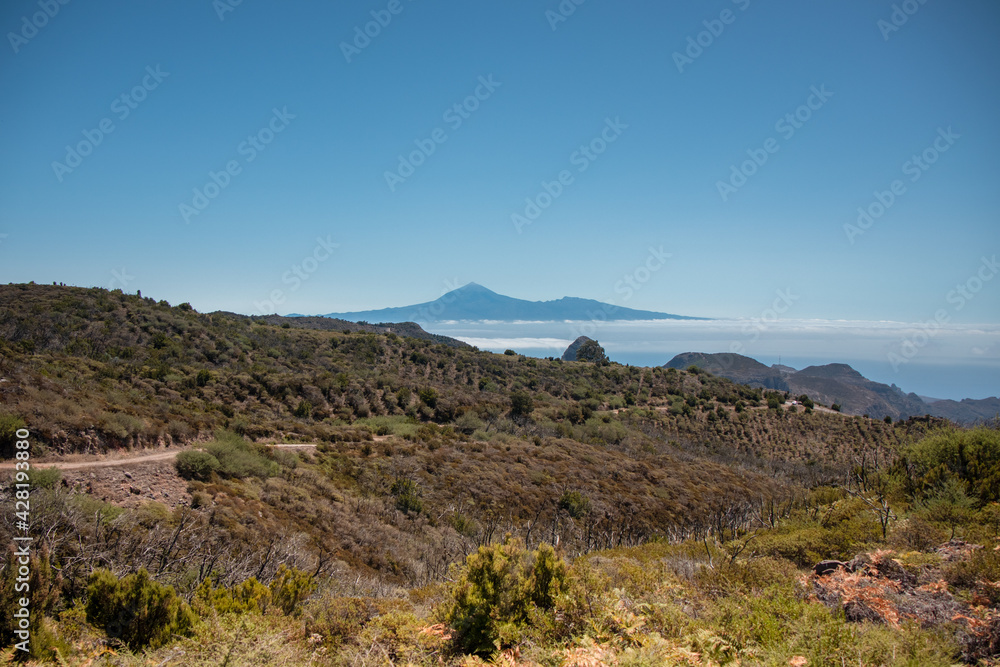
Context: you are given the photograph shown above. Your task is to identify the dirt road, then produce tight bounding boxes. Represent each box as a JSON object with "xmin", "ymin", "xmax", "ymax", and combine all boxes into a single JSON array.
[{"xmin": 0, "ymin": 443, "xmax": 319, "ymax": 471}]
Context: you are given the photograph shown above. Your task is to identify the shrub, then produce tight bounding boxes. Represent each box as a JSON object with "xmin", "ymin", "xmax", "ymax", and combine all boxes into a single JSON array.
[
  {"xmin": 98, "ymin": 412, "xmax": 146, "ymax": 440},
  {"xmin": 418, "ymin": 387, "xmax": 438, "ymax": 408},
  {"xmin": 195, "ymin": 576, "xmax": 270, "ymax": 615},
  {"xmin": 509, "ymin": 390, "xmax": 534, "ymax": 420},
  {"xmin": 205, "ymin": 432, "xmax": 279, "ymax": 479},
  {"xmin": 174, "ymin": 450, "xmax": 221, "ymax": 481},
  {"xmin": 447, "ymin": 539, "xmax": 566, "ymax": 655},
  {"xmin": 391, "ymin": 478, "xmax": 424, "ymax": 515},
  {"xmin": 559, "ymin": 490, "xmax": 592, "ymax": 519},
  {"xmin": 270, "ymin": 564, "xmax": 316, "ymax": 616},
  {"xmin": 902, "ymin": 427, "xmax": 1000, "ymax": 504},
  {"xmin": 27, "ymin": 466, "xmax": 62, "ymax": 489},
  {"xmin": 166, "ymin": 419, "xmax": 193, "ymax": 442},
  {"xmin": 0, "ymin": 412, "xmax": 27, "ymax": 458},
  {"xmin": 0, "ymin": 546, "xmax": 61, "ymax": 659},
  {"xmin": 85, "ymin": 568, "xmax": 196, "ymax": 650}
]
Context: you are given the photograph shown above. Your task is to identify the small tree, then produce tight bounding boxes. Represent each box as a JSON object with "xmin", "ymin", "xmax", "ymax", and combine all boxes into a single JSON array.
[
  {"xmin": 576, "ymin": 340, "xmax": 609, "ymax": 365},
  {"xmin": 917, "ymin": 477, "xmax": 975, "ymax": 539},
  {"xmin": 509, "ymin": 390, "xmax": 534, "ymax": 420}
]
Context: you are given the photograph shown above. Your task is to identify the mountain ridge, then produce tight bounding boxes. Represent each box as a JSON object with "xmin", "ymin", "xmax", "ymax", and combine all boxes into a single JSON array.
[
  {"xmin": 664, "ymin": 351, "xmax": 996, "ymax": 425},
  {"xmin": 317, "ymin": 282, "xmax": 704, "ymax": 323}
]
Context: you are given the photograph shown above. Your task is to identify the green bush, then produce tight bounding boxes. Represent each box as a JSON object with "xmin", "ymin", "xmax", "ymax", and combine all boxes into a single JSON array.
[
  {"xmin": 204, "ymin": 432, "xmax": 278, "ymax": 479},
  {"xmin": 85, "ymin": 568, "xmax": 196, "ymax": 650},
  {"xmin": 391, "ymin": 478, "xmax": 424, "ymax": 515},
  {"xmin": 0, "ymin": 412, "xmax": 27, "ymax": 458},
  {"xmin": 509, "ymin": 390, "xmax": 534, "ymax": 420},
  {"xmin": 0, "ymin": 546, "xmax": 61, "ymax": 659},
  {"xmin": 446, "ymin": 539, "xmax": 566, "ymax": 655},
  {"xmin": 558, "ymin": 490, "xmax": 591, "ymax": 519},
  {"xmin": 902, "ymin": 426, "xmax": 1000, "ymax": 504},
  {"xmin": 269, "ymin": 564, "xmax": 316, "ymax": 616},
  {"xmin": 27, "ymin": 466, "xmax": 62, "ymax": 489},
  {"xmin": 174, "ymin": 450, "xmax": 220, "ymax": 481}
]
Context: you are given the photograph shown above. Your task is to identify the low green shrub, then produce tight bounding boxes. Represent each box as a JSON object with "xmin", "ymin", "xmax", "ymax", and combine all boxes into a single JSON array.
[
  {"xmin": 174, "ymin": 450, "xmax": 220, "ymax": 481},
  {"xmin": 85, "ymin": 568, "xmax": 196, "ymax": 650},
  {"xmin": 0, "ymin": 412, "xmax": 27, "ymax": 458},
  {"xmin": 204, "ymin": 431, "xmax": 278, "ymax": 479},
  {"xmin": 446, "ymin": 538, "xmax": 567, "ymax": 655}
]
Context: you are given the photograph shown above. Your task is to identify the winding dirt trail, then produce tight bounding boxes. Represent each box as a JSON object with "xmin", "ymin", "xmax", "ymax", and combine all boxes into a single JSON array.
[{"xmin": 0, "ymin": 443, "xmax": 320, "ymax": 472}]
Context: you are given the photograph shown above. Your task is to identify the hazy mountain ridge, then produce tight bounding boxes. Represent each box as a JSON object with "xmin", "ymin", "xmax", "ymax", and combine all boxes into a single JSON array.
[
  {"xmin": 213, "ymin": 312, "xmax": 469, "ymax": 348},
  {"xmin": 319, "ymin": 282, "xmax": 703, "ymax": 323},
  {"xmin": 664, "ymin": 352, "xmax": 995, "ymax": 424}
]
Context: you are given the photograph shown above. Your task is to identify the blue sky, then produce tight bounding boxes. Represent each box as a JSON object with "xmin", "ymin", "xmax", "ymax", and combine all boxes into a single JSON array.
[{"xmin": 1, "ymin": 0, "xmax": 998, "ymax": 324}]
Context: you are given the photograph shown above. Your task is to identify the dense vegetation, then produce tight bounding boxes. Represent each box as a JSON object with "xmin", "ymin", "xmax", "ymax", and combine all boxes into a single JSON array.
[{"xmin": 1, "ymin": 284, "xmax": 997, "ymax": 665}]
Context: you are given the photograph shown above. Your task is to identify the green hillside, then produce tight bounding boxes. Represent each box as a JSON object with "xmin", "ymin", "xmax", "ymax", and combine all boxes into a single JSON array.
[{"xmin": 1, "ymin": 284, "xmax": 997, "ymax": 665}]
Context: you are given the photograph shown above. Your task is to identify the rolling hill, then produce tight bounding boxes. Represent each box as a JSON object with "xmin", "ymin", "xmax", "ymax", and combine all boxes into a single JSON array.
[
  {"xmin": 664, "ymin": 351, "xmax": 995, "ymax": 424},
  {"xmin": 1, "ymin": 283, "xmax": 994, "ymax": 664}
]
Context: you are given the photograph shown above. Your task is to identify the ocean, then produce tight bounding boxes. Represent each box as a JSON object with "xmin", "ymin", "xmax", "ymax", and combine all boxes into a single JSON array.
[{"xmin": 423, "ymin": 319, "xmax": 1000, "ymax": 402}]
